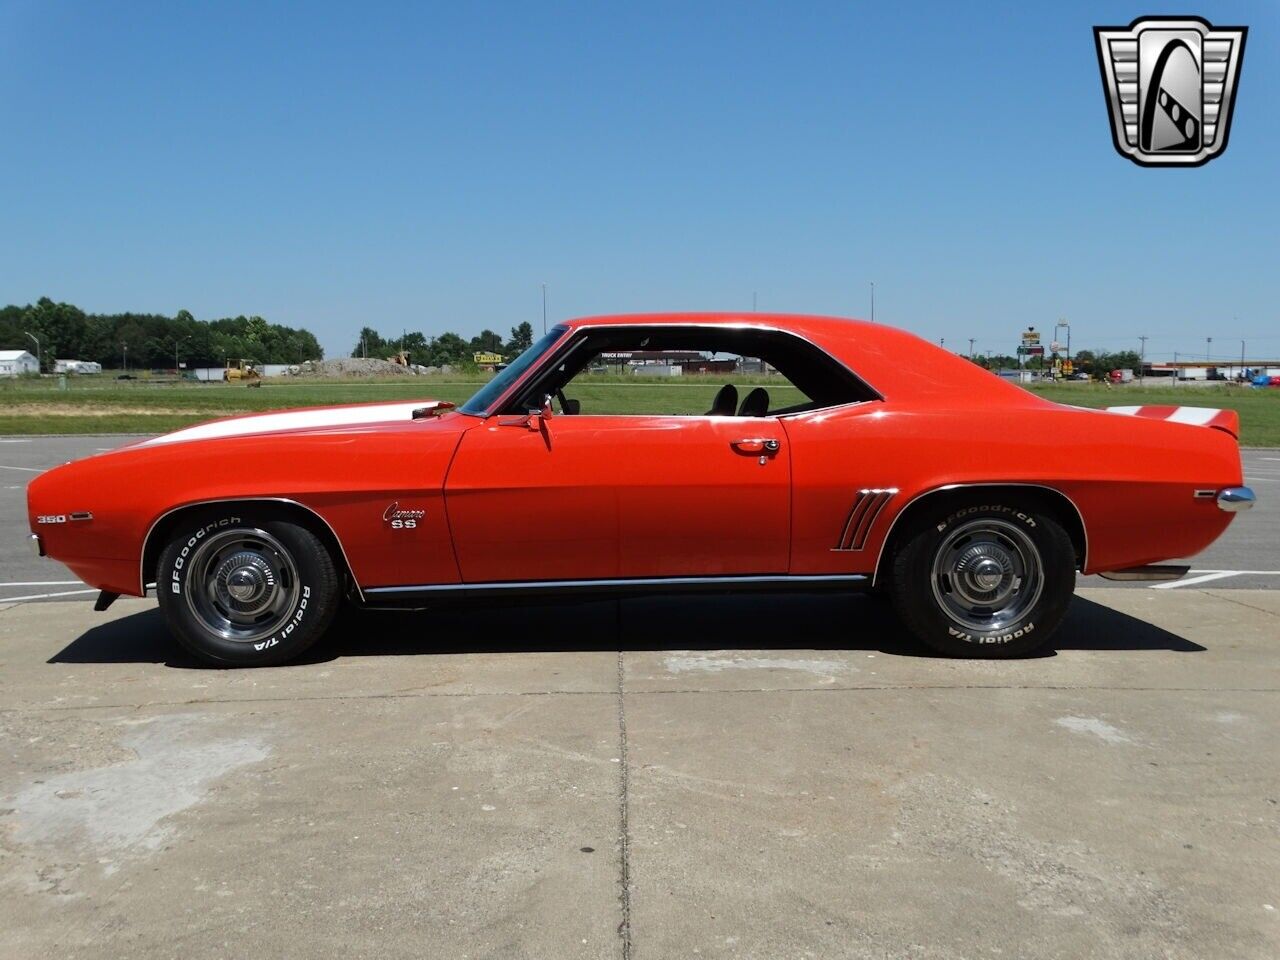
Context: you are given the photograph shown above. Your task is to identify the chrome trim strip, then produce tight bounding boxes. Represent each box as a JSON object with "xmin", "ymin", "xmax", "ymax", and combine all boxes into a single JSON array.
[
  {"xmin": 1217, "ymin": 486, "xmax": 1255, "ymax": 512},
  {"xmin": 1097, "ymin": 564, "xmax": 1189, "ymax": 582},
  {"xmin": 366, "ymin": 573, "xmax": 867, "ymax": 596},
  {"xmin": 139, "ymin": 497, "xmax": 365, "ymax": 601},
  {"xmin": 870, "ymin": 482, "xmax": 1089, "ymax": 587}
]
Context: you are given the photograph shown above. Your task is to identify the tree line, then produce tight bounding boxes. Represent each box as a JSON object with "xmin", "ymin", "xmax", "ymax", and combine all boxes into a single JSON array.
[
  {"xmin": 971, "ymin": 349, "xmax": 1143, "ymax": 375},
  {"xmin": 352, "ymin": 322, "xmax": 535, "ymax": 366},
  {"xmin": 0, "ymin": 298, "xmax": 324, "ymax": 372}
]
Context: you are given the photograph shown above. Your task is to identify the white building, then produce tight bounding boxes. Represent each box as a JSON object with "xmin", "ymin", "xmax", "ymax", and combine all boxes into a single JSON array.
[
  {"xmin": 0, "ymin": 350, "xmax": 39, "ymax": 377},
  {"xmin": 53, "ymin": 359, "xmax": 103, "ymax": 375}
]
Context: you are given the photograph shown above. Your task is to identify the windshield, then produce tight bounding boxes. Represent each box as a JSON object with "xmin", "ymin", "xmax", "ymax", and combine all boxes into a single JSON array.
[{"xmin": 459, "ymin": 325, "xmax": 568, "ymax": 416}]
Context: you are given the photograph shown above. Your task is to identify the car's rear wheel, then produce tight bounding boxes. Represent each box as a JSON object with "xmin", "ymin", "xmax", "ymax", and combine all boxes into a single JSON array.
[
  {"xmin": 156, "ymin": 509, "xmax": 341, "ymax": 666},
  {"xmin": 888, "ymin": 499, "xmax": 1075, "ymax": 658}
]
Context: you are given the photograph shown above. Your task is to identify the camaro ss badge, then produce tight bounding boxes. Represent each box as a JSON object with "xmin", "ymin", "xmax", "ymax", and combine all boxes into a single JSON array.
[
  {"xmin": 383, "ymin": 502, "xmax": 425, "ymax": 530},
  {"xmin": 1094, "ymin": 16, "xmax": 1246, "ymax": 167}
]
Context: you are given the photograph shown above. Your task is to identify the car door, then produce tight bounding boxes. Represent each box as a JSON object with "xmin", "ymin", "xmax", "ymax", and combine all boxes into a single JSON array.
[{"xmin": 443, "ymin": 412, "xmax": 790, "ymax": 583}]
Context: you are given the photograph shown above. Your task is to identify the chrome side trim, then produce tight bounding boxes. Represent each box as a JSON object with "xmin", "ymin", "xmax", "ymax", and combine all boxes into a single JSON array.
[
  {"xmin": 139, "ymin": 497, "xmax": 364, "ymax": 601},
  {"xmin": 871, "ymin": 482, "xmax": 1089, "ymax": 587},
  {"xmin": 366, "ymin": 573, "xmax": 867, "ymax": 598},
  {"xmin": 1217, "ymin": 486, "xmax": 1255, "ymax": 512},
  {"xmin": 834, "ymin": 488, "xmax": 897, "ymax": 550},
  {"xmin": 1098, "ymin": 564, "xmax": 1189, "ymax": 582}
]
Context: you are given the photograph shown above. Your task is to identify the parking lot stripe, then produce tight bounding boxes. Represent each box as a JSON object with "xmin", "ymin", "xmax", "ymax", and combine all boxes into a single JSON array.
[
  {"xmin": 0, "ymin": 581, "xmax": 85, "ymax": 587},
  {"xmin": 0, "ymin": 465, "xmax": 40, "ymax": 472},
  {"xmin": 1152, "ymin": 570, "xmax": 1280, "ymax": 590},
  {"xmin": 0, "ymin": 588, "xmax": 98, "ymax": 602}
]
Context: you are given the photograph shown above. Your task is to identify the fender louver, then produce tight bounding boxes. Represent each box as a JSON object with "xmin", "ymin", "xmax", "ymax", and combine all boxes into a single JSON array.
[{"xmin": 835, "ymin": 488, "xmax": 897, "ymax": 551}]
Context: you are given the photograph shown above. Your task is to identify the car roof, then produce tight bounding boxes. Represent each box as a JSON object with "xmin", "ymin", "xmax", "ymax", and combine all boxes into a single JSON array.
[{"xmin": 559, "ymin": 312, "xmax": 1035, "ymax": 405}]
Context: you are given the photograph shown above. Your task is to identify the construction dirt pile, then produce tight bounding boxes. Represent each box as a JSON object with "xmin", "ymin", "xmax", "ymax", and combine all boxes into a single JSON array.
[{"xmin": 300, "ymin": 358, "xmax": 413, "ymax": 378}]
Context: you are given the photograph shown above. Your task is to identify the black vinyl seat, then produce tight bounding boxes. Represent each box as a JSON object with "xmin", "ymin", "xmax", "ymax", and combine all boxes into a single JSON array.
[
  {"xmin": 706, "ymin": 383, "xmax": 739, "ymax": 416},
  {"xmin": 737, "ymin": 387, "xmax": 770, "ymax": 417}
]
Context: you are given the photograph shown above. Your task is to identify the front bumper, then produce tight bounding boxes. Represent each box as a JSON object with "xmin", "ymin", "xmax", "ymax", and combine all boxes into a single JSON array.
[
  {"xmin": 29, "ymin": 533, "xmax": 44, "ymax": 557},
  {"xmin": 1218, "ymin": 487, "xmax": 1255, "ymax": 512}
]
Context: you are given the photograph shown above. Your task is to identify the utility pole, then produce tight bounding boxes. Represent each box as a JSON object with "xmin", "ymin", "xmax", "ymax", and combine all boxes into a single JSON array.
[
  {"xmin": 869, "ymin": 282, "xmax": 875, "ymax": 322},
  {"xmin": 23, "ymin": 331, "xmax": 40, "ymax": 373},
  {"xmin": 968, "ymin": 338, "xmax": 975, "ymax": 359},
  {"xmin": 121, "ymin": 341, "xmax": 128, "ymax": 374},
  {"xmin": 1206, "ymin": 336, "xmax": 1212, "ymax": 364},
  {"xmin": 172, "ymin": 335, "xmax": 191, "ymax": 377},
  {"xmin": 1138, "ymin": 335, "xmax": 1148, "ymax": 385},
  {"xmin": 541, "ymin": 283, "xmax": 548, "ymax": 337},
  {"xmin": 1241, "ymin": 339, "xmax": 1246, "ymax": 381}
]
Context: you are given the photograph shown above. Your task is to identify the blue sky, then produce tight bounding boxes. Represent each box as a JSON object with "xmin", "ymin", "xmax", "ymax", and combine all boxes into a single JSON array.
[{"xmin": 1, "ymin": 1, "xmax": 1275, "ymax": 360}]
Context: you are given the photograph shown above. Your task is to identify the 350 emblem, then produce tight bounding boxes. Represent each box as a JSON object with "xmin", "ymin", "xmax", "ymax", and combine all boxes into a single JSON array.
[{"xmin": 383, "ymin": 502, "xmax": 426, "ymax": 530}]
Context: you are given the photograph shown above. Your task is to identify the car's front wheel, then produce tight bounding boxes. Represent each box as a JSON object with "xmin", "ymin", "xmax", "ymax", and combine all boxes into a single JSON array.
[
  {"xmin": 888, "ymin": 499, "xmax": 1075, "ymax": 658},
  {"xmin": 156, "ymin": 510, "xmax": 341, "ymax": 666}
]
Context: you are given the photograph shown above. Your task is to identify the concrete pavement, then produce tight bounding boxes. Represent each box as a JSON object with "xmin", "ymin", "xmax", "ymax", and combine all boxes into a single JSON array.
[{"xmin": 1, "ymin": 588, "xmax": 1277, "ymax": 958}]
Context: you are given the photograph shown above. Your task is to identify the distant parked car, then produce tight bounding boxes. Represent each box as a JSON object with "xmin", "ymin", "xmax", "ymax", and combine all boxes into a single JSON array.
[{"xmin": 115, "ymin": 374, "xmax": 136, "ymax": 380}]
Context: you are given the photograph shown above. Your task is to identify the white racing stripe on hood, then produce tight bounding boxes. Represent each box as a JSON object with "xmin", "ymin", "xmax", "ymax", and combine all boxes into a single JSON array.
[{"xmin": 143, "ymin": 401, "xmax": 436, "ymax": 446}]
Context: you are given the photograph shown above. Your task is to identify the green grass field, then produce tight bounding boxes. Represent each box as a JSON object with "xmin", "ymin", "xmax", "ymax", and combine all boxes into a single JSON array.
[{"xmin": 1, "ymin": 374, "xmax": 1277, "ymax": 445}]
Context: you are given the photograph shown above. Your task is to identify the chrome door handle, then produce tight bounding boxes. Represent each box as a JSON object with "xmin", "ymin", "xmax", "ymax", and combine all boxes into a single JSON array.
[{"xmin": 731, "ymin": 438, "xmax": 780, "ymax": 454}]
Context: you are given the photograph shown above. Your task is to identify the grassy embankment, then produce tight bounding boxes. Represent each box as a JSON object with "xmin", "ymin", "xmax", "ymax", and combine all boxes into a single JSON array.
[{"xmin": 1, "ymin": 373, "xmax": 1277, "ymax": 445}]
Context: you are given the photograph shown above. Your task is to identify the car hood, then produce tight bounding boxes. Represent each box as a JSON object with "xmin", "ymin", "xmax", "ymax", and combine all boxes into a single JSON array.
[{"xmin": 137, "ymin": 399, "xmax": 455, "ymax": 447}]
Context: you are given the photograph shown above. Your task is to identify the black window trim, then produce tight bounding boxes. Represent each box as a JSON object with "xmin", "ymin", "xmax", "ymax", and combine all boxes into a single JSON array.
[{"xmin": 478, "ymin": 322, "xmax": 884, "ymax": 419}]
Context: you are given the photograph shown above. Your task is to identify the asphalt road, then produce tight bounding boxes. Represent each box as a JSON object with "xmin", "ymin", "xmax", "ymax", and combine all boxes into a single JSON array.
[
  {"xmin": 1, "ymin": 589, "xmax": 1277, "ymax": 958},
  {"xmin": 1, "ymin": 436, "xmax": 1277, "ymax": 602}
]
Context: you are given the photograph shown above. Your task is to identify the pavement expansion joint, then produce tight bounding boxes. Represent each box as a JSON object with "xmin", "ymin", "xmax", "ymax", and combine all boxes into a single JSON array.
[{"xmin": 615, "ymin": 647, "xmax": 634, "ymax": 960}]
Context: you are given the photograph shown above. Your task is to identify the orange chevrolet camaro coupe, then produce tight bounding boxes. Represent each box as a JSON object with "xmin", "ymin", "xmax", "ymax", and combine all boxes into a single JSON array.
[{"xmin": 27, "ymin": 313, "xmax": 1255, "ymax": 666}]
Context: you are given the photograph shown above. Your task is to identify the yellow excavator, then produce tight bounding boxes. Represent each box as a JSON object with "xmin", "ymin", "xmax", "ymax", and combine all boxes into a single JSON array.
[{"xmin": 224, "ymin": 359, "xmax": 261, "ymax": 382}]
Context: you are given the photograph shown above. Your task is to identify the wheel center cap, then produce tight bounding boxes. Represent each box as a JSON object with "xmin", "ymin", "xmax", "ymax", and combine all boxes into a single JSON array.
[
  {"xmin": 226, "ymin": 566, "xmax": 264, "ymax": 602},
  {"xmin": 970, "ymin": 557, "xmax": 1005, "ymax": 591}
]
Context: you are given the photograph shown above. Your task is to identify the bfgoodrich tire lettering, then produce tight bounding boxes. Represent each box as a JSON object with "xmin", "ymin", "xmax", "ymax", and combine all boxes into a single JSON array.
[
  {"xmin": 157, "ymin": 510, "xmax": 340, "ymax": 666},
  {"xmin": 889, "ymin": 500, "xmax": 1075, "ymax": 658}
]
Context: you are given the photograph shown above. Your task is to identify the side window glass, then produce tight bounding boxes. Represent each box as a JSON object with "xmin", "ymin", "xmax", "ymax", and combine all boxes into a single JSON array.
[{"xmin": 558, "ymin": 350, "xmax": 805, "ymax": 417}]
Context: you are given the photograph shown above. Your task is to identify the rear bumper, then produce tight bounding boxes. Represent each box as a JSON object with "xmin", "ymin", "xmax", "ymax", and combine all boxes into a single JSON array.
[
  {"xmin": 1218, "ymin": 487, "xmax": 1255, "ymax": 512},
  {"xmin": 28, "ymin": 533, "xmax": 44, "ymax": 557}
]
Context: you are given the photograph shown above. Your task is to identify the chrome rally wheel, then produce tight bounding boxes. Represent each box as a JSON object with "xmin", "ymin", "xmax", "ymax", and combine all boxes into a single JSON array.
[
  {"xmin": 184, "ymin": 528, "xmax": 301, "ymax": 643},
  {"xmin": 157, "ymin": 510, "xmax": 341, "ymax": 666},
  {"xmin": 929, "ymin": 518, "xmax": 1044, "ymax": 635}
]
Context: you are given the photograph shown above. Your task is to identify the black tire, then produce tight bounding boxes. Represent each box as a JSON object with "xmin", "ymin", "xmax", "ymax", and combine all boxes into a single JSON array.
[
  {"xmin": 156, "ymin": 509, "xmax": 341, "ymax": 666},
  {"xmin": 888, "ymin": 499, "xmax": 1075, "ymax": 658}
]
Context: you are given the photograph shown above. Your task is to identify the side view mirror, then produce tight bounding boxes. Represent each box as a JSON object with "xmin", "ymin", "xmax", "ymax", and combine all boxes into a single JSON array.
[{"xmin": 500, "ymin": 394, "xmax": 555, "ymax": 432}]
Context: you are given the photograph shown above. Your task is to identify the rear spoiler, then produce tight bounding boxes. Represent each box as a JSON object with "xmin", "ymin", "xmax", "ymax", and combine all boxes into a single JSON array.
[{"xmin": 1106, "ymin": 405, "xmax": 1240, "ymax": 440}]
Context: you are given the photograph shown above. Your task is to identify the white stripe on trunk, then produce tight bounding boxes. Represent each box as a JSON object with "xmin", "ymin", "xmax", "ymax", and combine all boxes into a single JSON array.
[{"xmin": 1166, "ymin": 407, "xmax": 1221, "ymax": 426}]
